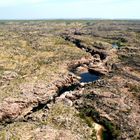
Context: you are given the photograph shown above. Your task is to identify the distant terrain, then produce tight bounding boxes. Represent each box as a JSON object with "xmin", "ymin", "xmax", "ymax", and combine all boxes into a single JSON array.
[{"xmin": 0, "ymin": 20, "xmax": 140, "ymax": 140}]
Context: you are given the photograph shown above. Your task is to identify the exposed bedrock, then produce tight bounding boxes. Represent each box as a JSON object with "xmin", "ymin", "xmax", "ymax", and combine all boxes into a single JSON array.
[
  {"xmin": 63, "ymin": 35, "xmax": 117, "ymax": 76},
  {"xmin": 0, "ymin": 74, "xmax": 79, "ymax": 124}
]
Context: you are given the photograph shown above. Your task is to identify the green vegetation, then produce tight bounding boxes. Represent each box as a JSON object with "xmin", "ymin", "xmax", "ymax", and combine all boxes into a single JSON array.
[{"xmin": 78, "ymin": 105, "xmax": 121, "ymax": 140}]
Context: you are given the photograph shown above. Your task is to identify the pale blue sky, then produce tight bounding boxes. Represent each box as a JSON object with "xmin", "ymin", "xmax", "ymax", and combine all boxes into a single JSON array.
[{"xmin": 0, "ymin": 0, "xmax": 139, "ymax": 19}]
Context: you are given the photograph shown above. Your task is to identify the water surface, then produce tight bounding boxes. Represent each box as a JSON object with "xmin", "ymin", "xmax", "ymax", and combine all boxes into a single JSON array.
[{"xmin": 80, "ymin": 72, "xmax": 100, "ymax": 83}]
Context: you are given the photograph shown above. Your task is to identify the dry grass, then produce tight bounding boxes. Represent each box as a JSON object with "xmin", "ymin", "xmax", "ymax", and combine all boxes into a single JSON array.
[{"xmin": 0, "ymin": 24, "xmax": 89, "ymax": 101}]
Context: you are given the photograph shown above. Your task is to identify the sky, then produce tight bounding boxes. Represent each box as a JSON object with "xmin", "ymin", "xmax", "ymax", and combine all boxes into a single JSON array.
[{"xmin": 0, "ymin": 0, "xmax": 139, "ymax": 19}]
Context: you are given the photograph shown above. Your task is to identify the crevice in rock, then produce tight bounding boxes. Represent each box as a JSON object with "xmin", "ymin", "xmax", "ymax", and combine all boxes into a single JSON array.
[
  {"xmin": 61, "ymin": 34, "xmax": 108, "ymax": 60},
  {"xmin": 0, "ymin": 34, "xmax": 118, "ymax": 140},
  {"xmin": 76, "ymin": 103, "xmax": 120, "ymax": 140},
  {"xmin": 58, "ymin": 84, "xmax": 79, "ymax": 96}
]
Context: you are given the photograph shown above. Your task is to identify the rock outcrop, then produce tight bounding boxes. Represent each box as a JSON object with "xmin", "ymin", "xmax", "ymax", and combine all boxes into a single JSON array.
[
  {"xmin": 62, "ymin": 35, "xmax": 117, "ymax": 76},
  {"xmin": 0, "ymin": 74, "xmax": 79, "ymax": 123}
]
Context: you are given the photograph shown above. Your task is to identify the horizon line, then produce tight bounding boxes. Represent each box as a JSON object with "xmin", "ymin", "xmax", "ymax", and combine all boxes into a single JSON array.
[{"xmin": 0, "ymin": 18, "xmax": 140, "ymax": 21}]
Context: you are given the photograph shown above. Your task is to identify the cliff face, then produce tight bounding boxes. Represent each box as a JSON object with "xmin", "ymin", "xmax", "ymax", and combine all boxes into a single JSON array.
[{"xmin": 0, "ymin": 20, "xmax": 140, "ymax": 140}]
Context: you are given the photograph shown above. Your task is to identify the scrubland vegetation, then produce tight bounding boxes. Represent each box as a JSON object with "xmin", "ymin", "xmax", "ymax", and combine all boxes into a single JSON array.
[{"xmin": 0, "ymin": 20, "xmax": 140, "ymax": 140}]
